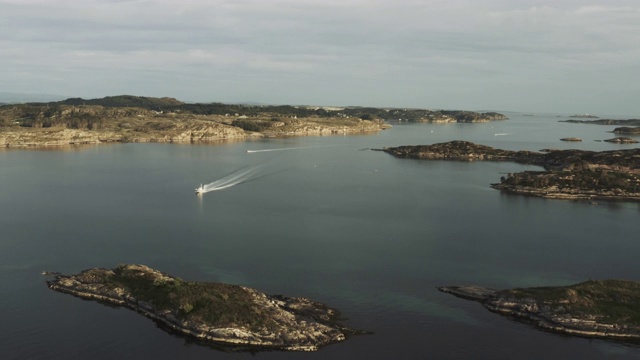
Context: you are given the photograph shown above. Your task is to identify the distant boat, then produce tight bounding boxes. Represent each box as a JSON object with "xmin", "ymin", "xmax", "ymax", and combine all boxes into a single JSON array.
[{"xmin": 195, "ymin": 184, "xmax": 204, "ymax": 194}]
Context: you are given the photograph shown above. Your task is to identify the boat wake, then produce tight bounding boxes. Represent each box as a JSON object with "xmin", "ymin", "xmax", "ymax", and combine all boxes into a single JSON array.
[
  {"xmin": 196, "ymin": 166, "xmax": 264, "ymax": 194},
  {"xmin": 246, "ymin": 145, "xmax": 336, "ymax": 153}
]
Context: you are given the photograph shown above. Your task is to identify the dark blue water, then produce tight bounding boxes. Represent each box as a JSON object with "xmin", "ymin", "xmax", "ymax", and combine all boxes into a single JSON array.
[{"xmin": 1, "ymin": 113, "xmax": 639, "ymax": 359}]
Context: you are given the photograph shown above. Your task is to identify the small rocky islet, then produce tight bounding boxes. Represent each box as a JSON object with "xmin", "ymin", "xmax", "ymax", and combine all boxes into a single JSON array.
[
  {"xmin": 439, "ymin": 280, "xmax": 640, "ymax": 342},
  {"xmin": 603, "ymin": 137, "xmax": 639, "ymax": 144},
  {"xmin": 379, "ymin": 140, "xmax": 640, "ymax": 202},
  {"xmin": 45, "ymin": 264, "xmax": 365, "ymax": 351}
]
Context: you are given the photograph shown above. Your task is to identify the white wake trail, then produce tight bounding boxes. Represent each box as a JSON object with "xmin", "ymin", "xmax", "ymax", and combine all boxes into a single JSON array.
[
  {"xmin": 246, "ymin": 145, "xmax": 336, "ymax": 153},
  {"xmin": 207, "ymin": 168, "xmax": 254, "ymax": 189},
  {"xmin": 197, "ymin": 166, "xmax": 263, "ymax": 194}
]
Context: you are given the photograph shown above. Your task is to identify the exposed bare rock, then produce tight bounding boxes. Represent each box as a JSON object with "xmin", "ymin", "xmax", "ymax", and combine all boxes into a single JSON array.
[
  {"xmin": 1, "ymin": 96, "xmax": 511, "ymax": 148},
  {"xmin": 437, "ymin": 285, "xmax": 497, "ymax": 301},
  {"xmin": 0, "ymin": 102, "xmax": 390, "ymax": 148},
  {"xmin": 46, "ymin": 265, "xmax": 365, "ymax": 351},
  {"xmin": 603, "ymin": 137, "xmax": 639, "ymax": 144},
  {"xmin": 560, "ymin": 118, "xmax": 640, "ymax": 137},
  {"xmin": 411, "ymin": 111, "xmax": 507, "ymax": 123},
  {"xmin": 562, "ymin": 119, "xmax": 640, "ymax": 125},
  {"xmin": 378, "ymin": 141, "xmax": 640, "ymax": 202},
  {"xmin": 613, "ymin": 127, "xmax": 640, "ymax": 135},
  {"xmin": 0, "ymin": 122, "xmax": 249, "ymax": 148},
  {"xmin": 378, "ymin": 140, "xmax": 543, "ymax": 163},
  {"xmin": 439, "ymin": 280, "xmax": 640, "ymax": 342}
]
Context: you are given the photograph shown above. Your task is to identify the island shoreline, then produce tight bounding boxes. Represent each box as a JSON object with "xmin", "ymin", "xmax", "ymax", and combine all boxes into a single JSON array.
[
  {"xmin": 379, "ymin": 141, "xmax": 640, "ymax": 202},
  {"xmin": 438, "ymin": 282, "xmax": 640, "ymax": 343},
  {"xmin": 46, "ymin": 265, "xmax": 366, "ymax": 352}
]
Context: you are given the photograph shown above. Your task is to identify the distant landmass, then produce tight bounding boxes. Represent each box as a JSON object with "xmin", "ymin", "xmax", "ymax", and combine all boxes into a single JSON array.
[
  {"xmin": 0, "ymin": 95, "xmax": 507, "ymax": 148},
  {"xmin": 562, "ymin": 119, "xmax": 640, "ymax": 126},
  {"xmin": 24, "ymin": 95, "xmax": 508, "ymax": 123},
  {"xmin": 569, "ymin": 114, "xmax": 599, "ymax": 119},
  {"xmin": 561, "ymin": 118, "xmax": 640, "ymax": 136},
  {"xmin": 379, "ymin": 141, "xmax": 640, "ymax": 202},
  {"xmin": 0, "ymin": 92, "xmax": 68, "ymax": 104}
]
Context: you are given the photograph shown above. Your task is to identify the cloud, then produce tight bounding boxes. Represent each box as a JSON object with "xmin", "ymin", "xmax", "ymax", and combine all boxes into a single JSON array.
[
  {"xmin": 1, "ymin": 0, "xmax": 639, "ymax": 113},
  {"xmin": 575, "ymin": 5, "xmax": 638, "ymax": 14}
]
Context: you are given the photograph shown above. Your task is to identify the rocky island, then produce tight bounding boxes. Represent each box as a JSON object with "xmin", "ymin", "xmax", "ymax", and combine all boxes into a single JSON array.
[
  {"xmin": 604, "ymin": 137, "xmax": 639, "ymax": 144},
  {"xmin": 0, "ymin": 96, "xmax": 391, "ymax": 148},
  {"xmin": 562, "ymin": 119, "xmax": 640, "ymax": 126},
  {"xmin": 399, "ymin": 110, "xmax": 507, "ymax": 123},
  {"xmin": 613, "ymin": 127, "xmax": 640, "ymax": 136},
  {"xmin": 379, "ymin": 141, "xmax": 640, "ymax": 202},
  {"xmin": 45, "ymin": 264, "xmax": 363, "ymax": 351},
  {"xmin": 439, "ymin": 280, "xmax": 640, "ymax": 342},
  {"xmin": 0, "ymin": 95, "xmax": 507, "ymax": 148},
  {"xmin": 561, "ymin": 118, "xmax": 640, "ymax": 136}
]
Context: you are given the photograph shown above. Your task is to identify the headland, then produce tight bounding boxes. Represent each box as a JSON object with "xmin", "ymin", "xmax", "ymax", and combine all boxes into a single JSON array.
[{"xmin": 379, "ymin": 141, "xmax": 640, "ymax": 202}]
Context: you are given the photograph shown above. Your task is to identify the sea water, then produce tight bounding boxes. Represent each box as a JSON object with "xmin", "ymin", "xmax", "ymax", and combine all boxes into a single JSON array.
[{"xmin": 1, "ymin": 113, "xmax": 639, "ymax": 359}]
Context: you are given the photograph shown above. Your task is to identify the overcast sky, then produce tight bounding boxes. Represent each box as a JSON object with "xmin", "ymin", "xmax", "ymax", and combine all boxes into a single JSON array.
[{"xmin": 2, "ymin": 0, "xmax": 639, "ymax": 114}]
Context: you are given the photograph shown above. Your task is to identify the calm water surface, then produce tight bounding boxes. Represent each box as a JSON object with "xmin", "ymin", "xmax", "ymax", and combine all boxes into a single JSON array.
[{"xmin": 1, "ymin": 113, "xmax": 639, "ymax": 359}]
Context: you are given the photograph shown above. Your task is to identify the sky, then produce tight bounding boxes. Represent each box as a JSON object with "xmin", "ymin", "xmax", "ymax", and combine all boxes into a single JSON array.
[{"xmin": 1, "ymin": 0, "xmax": 639, "ymax": 114}]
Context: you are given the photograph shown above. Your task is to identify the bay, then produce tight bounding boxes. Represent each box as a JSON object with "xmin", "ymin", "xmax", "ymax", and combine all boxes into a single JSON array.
[{"xmin": 1, "ymin": 113, "xmax": 639, "ymax": 359}]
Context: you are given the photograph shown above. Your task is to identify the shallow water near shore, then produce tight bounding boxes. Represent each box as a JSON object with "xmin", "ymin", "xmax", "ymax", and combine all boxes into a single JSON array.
[{"xmin": 1, "ymin": 113, "xmax": 640, "ymax": 359}]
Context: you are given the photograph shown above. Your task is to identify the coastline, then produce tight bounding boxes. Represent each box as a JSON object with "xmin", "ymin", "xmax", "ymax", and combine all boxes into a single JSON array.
[
  {"xmin": 0, "ymin": 97, "xmax": 511, "ymax": 148},
  {"xmin": 0, "ymin": 118, "xmax": 390, "ymax": 149},
  {"xmin": 379, "ymin": 141, "xmax": 640, "ymax": 202},
  {"xmin": 46, "ymin": 265, "xmax": 363, "ymax": 352},
  {"xmin": 438, "ymin": 281, "xmax": 640, "ymax": 342}
]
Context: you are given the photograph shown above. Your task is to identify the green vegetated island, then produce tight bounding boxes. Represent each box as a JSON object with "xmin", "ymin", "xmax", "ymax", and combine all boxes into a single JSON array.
[
  {"xmin": 439, "ymin": 280, "xmax": 640, "ymax": 342},
  {"xmin": 380, "ymin": 140, "xmax": 640, "ymax": 202},
  {"xmin": 46, "ymin": 264, "xmax": 365, "ymax": 351},
  {"xmin": 0, "ymin": 95, "xmax": 506, "ymax": 148}
]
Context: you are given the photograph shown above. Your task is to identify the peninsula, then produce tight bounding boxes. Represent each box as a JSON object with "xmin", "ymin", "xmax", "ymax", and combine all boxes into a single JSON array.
[
  {"xmin": 439, "ymin": 280, "xmax": 640, "ymax": 342},
  {"xmin": 562, "ymin": 119, "xmax": 640, "ymax": 126},
  {"xmin": 45, "ymin": 264, "xmax": 363, "ymax": 351},
  {"xmin": 379, "ymin": 141, "xmax": 640, "ymax": 202},
  {"xmin": 0, "ymin": 95, "xmax": 506, "ymax": 148},
  {"xmin": 561, "ymin": 118, "xmax": 640, "ymax": 136}
]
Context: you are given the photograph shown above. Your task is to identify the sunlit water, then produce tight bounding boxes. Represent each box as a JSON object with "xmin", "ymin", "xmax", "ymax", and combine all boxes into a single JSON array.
[{"xmin": 1, "ymin": 113, "xmax": 639, "ymax": 359}]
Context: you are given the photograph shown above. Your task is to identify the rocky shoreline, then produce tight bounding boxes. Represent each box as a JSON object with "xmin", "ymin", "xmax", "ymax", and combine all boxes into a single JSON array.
[
  {"xmin": 0, "ymin": 123, "xmax": 251, "ymax": 148},
  {"xmin": 604, "ymin": 137, "xmax": 639, "ymax": 144},
  {"xmin": 562, "ymin": 119, "xmax": 640, "ymax": 126},
  {"xmin": 409, "ymin": 111, "xmax": 507, "ymax": 123},
  {"xmin": 379, "ymin": 141, "xmax": 640, "ymax": 202},
  {"xmin": 438, "ymin": 280, "xmax": 640, "ymax": 341},
  {"xmin": 45, "ymin": 264, "xmax": 364, "ymax": 351},
  {"xmin": 561, "ymin": 118, "xmax": 640, "ymax": 136},
  {"xmin": 0, "ymin": 96, "xmax": 513, "ymax": 148},
  {"xmin": 0, "ymin": 114, "xmax": 389, "ymax": 148}
]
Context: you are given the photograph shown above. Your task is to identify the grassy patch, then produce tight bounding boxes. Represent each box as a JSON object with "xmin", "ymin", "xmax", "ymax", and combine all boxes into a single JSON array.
[
  {"xmin": 105, "ymin": 265, "xmax": 277, "ymax": 330},
  {"xmin": 503, "ymin": 280, "xmax": 640, "ymax": 324}
]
